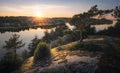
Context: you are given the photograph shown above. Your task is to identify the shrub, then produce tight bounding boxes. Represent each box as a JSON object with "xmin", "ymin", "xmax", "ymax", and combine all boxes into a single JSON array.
[
  {"xmin": 34, "ymin": 42, "xmax": 51, "ymax": 64},
  {"xmin": 68, "ymin": 42, "xmax": 84, "ymax": 51},
  {"xmin": 28, "ymin": 35, "xmax": 40, "ymax": 56},
  {"xmin": 82, "ymin": 43, "xmax": 101, "ymax": 51},
  {"xmin": 57, "ymin": 46, "xmax": 64, "ymax": 51},
  {"xmin": 68, "ymin": 42, "xmax": 101, "ymax": 52},
  {"xmin": 0, "ymin": 52, "xmax": 23, "ymax": 73}
]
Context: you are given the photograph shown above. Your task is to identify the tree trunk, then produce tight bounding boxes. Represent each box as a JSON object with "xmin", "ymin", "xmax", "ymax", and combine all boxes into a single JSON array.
[
  {"xmin": 80, "ymin": 29, "xmax": 83, "ymax": 42},
  {"xmin": 79, "ymin": 25, "xmax": 83, "ymax": 42},
  {"xmin": 14, "ymin": 48, "xmax": 16, "ymax": 60}
]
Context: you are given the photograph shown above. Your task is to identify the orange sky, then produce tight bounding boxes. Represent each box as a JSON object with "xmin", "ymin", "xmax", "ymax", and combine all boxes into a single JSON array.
[
  {"xmin": 0, "ymin": 5, "xmax": 77, "ymax": 17},
  {"xmin": 0, "ymin": 0, "xmax": 119, "ymax": 17}
]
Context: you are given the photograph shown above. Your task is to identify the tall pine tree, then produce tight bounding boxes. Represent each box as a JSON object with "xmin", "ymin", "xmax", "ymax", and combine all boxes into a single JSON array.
[{"xmin": 3, "ymin": 34, "xmax": 25, "ymax": 60}]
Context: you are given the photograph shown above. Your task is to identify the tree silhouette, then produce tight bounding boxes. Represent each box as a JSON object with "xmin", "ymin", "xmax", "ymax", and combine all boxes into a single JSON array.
[
  {"xmin": 70, "ymin": 5, "xmax": 113, "ymax": 42},
  {"xmin": 70, "ymin": 13, "xmax": 91, "ymax": 42},
  {"xmin": 88, "ymin": 5, "xmax": 98, "ymax": 15},
  {"xmin": 114, "ymin": 6, "xmax": 120, "ymax": 18},
  {"xmin": 28, "ymin": 35, "xmax": 39, "ymax": 56},
  {"xmin": 3, "ymin": 34, "xmax": 25, "ymax": 60}
]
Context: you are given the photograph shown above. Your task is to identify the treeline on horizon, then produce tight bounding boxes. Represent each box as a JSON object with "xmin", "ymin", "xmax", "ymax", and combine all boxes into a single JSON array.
[
  {"xmin": 0, "ymin": 16, "xmax": 69, "ymax": 33},
  {"xmin": 0, "ymin": 16, "xmax": 69, "ymax": 23}
]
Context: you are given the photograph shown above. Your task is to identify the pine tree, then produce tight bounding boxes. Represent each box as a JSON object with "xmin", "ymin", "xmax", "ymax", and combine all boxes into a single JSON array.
[
  {"xmin": 28, "ymin": 35, "xmax": 39, "ymax": 56},
  {"xmin": 3, "ymin": 34, "xmax": 25, "ymax": 60}
]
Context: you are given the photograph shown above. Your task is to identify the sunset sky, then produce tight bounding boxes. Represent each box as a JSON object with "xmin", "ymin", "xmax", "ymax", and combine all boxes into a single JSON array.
[{"xmin": 0, "ymin": 0, "xmax": 120, "ymax": 17}]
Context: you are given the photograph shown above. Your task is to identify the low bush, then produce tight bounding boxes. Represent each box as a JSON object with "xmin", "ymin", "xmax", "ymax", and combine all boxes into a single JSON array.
[
  {"xmin": 68, "ymin": 42, "xmax": 101, "ymax": 52},
  {"xmin": 82, "ymin": 43, "xmax": 101, "ymax": 51},
  {"xmin": 34, "ymin": 42, "xmax": 51, "ymax": 64},
  {"xmin": 0, "ymin": 52, "xmax": 23, "ymax": 73},
  {"xmin": 68, "ymin": 42, "xmax": 84, "ymax": 51}
]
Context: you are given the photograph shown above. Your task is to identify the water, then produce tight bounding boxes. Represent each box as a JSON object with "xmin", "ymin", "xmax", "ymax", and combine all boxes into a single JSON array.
[
  {"xmin": 91, "ymin": 20, "xmax": 117, "ymax": 31},
  {"xmin": 65, "ymin": 22, "xmax": 76, "ymax": 30},
  {"xmin": 0, "ymin": 20, "xmax": 117, "ymax": 59},
  {"xmin": 0, "ymin": 28, "xmax": 52, "ymax": 59},
  {"xmin": 66, "ymin": 19, "xmax": 117, "ymax": 32}
]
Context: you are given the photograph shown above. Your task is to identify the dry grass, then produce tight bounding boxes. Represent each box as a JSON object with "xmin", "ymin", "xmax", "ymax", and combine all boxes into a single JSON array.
[{"xmin": 21, "ymin": 57, "xmax": 34, "ymax": 72}]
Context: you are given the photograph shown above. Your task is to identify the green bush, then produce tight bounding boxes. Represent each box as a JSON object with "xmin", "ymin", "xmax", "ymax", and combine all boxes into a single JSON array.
[
  {"xmin": 82, "ymin": 43, "xmax": 101, "ymax": 51},
  {"xmin": 68, "ymin": 42, "xmax": 101, "ymax": 52},
  {"xmin": 34, "ymin": 42, "xmax": 51, "ymax": 63},
  {"xmin": 0, "ymin": 52, "xmax": 23, "ymax": 73},
  {"xmin": 66, "ymin": 42, "xmax": 84, "ymax": 51},
  {"xmin": 57, "ymin": 46, "xmax": 64, "ymax": 51}
]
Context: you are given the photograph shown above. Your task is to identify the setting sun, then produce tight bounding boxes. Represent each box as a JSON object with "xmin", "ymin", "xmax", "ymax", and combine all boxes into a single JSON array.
[{"xmin": 35, "ymin": 10, "xmax": 43, "ymax": 18}]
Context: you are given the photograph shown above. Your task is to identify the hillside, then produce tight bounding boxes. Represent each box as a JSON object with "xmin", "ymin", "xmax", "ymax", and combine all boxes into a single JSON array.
[{"xmin": 20, "ymin": 36, "xmax": 120, "ymax": 73}]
